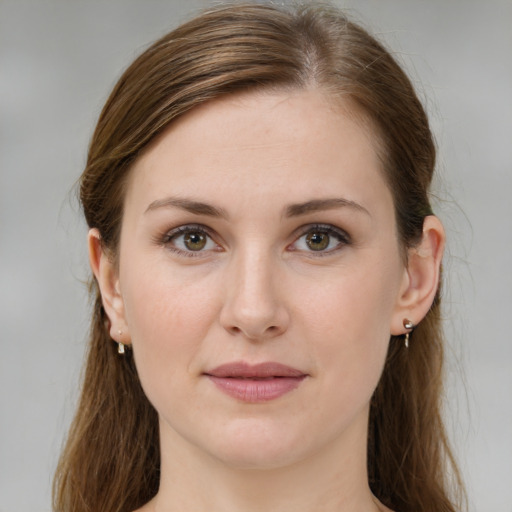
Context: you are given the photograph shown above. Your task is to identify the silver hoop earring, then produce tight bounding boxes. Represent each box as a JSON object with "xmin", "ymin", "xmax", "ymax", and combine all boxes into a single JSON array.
[{"xmin": 403, "ymin": 319, "xmax": 414, "ymax": 348}]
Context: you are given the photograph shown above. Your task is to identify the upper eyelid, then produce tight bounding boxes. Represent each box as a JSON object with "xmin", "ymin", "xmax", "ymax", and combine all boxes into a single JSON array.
[
  {"xmin": 163, "ymin": 224, "xmax": 214, "ymax": 240},
  {"xmin": 159, "ymin": 225, "xmax": 221, "ymax": 257},
  {"xmin": 159, "ymin": 222, "xmax": 350, "ymax": 249},
  {"xmin": 293, "ymin": 223, "xmax": 351, "ymax": 241},
  {"xmin": 159, "ymin": 224, "xmax": 217, "ymax": 247},
  {"xmin": 288, "ymin": 224, "xmax": 352, "ymax": 255}
]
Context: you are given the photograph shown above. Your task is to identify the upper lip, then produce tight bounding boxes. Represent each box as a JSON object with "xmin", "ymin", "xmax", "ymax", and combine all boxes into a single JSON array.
[{"xmin": 205, "ymin": 361, "xmax": 306, "ymax": 378}]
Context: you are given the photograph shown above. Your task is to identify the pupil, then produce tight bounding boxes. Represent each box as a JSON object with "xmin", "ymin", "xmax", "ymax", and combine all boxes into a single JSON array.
[
  {"xmin": 184, "ymin": 232, "xmax": 206, "ymax": 250},
  {"xmin": 306, "ymin": 232, "xmax": 329, "ymax": 251}
]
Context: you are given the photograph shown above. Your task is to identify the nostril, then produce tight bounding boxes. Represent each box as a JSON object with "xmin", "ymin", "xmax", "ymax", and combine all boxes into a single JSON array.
[
  {"xmin": 225, "ymin": 323, "xmax": 281, "ymax": 340},
  {"xmin": 220, "ymin": 298, "xmax": 290, "ymax": 340}
]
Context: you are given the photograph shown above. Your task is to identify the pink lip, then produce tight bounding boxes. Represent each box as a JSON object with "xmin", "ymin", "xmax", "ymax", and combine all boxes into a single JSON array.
[{"xmin": 205, "ymin": 362, "xmax": 307, "ymax": 402}]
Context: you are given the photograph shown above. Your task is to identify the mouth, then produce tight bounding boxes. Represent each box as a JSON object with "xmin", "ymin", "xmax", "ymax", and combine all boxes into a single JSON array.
[{"xmin": 204, "ymin": 361, "xmax": 307, "ymax": 402}]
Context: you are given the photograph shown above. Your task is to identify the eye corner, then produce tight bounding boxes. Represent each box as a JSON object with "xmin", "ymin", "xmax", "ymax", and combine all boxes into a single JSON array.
[
  {"xmin": 157, "ymin": 223, "xmax": 223, "ymax": 258},
  {"xmin": 289, "ymin": 223, "xmax": 352, "ymax": 256}
]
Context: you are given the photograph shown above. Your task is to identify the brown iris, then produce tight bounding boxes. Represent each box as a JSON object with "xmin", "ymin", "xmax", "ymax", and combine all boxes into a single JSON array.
[
  {"xmin": 184, "ymin": 232, "xmax": 207, "ymax": 251},
  {"xmin": 305, "ymin": 231, "xmax": 330, "ymax": 251}
]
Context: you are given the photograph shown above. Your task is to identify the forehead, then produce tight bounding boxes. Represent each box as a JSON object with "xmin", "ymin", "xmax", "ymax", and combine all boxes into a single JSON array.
[{"xmin": 125, "ymin": 89, "xmax": 391, "ymax": 217}]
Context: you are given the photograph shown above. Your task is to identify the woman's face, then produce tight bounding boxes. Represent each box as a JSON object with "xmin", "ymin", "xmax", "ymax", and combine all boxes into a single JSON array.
[{"xmin": 114, "ymin": 90, "xmax": 409, "ymax": 469}]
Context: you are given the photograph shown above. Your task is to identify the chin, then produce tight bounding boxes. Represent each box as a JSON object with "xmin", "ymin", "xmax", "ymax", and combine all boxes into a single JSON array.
[{"xmin": 203, "ymin": 419, "xmax": 309, "ymax": 470}]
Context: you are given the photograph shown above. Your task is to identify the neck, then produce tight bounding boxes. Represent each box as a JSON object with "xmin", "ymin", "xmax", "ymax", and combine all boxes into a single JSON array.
[{"xmin": 148, "ymin": 409, "xmax": 386, "ymax": 512}]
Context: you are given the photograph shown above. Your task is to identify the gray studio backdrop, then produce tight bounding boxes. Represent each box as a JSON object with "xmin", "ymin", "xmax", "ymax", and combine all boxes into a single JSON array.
[{"xmin": 1, "ymin": 1, "xmax": 511, "ymax": 511}]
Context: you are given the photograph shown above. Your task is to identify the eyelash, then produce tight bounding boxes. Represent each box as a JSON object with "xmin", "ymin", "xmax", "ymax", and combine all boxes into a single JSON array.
[
  {"xmin": 158, "ymin": 223, "xmax": 351, "ymax": 258},
  {"xmin": 290, "ymin": 224, "xmax": 351, "ymax": 256},
  {"xmin": 158, "ymin": 224, "xmax": 220, "ymax": 258}
]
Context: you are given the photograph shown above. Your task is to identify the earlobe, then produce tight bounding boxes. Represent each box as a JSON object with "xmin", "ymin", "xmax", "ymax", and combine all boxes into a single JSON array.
[
  {"xmin": 88, "ymin": 229, "xmax": 131, "ymax": 344},
  {"xmin": 391, "ymin": 216, "xmax": 445, "ymax": 335}
]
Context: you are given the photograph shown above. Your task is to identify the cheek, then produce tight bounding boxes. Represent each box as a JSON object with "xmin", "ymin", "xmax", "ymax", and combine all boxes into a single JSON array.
[
  {"xmin": 298, "ymin": 258, "xmax": 401, "ymax": 392},
  {"xmin": 120, "ymin": 263, "xmax": 220, "ymax": 384},
  {"xmin": 303, "ymin": 260, "xmax": 400, "ymax": 334}
]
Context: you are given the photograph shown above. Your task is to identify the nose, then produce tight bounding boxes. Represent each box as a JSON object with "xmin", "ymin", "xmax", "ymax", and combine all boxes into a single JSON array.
[{"xmin": 219, "ymin": 247, "xmax": 290, "ymax": 341}]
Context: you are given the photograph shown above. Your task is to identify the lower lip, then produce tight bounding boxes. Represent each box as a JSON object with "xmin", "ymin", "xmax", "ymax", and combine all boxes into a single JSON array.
[{"xmin": 207, "ymin": 376, "xmax": 306, "ymax": 402}]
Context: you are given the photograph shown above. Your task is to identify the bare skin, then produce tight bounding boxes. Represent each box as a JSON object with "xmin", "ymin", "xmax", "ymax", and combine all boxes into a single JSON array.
[{"xmin": 90, "ymin": 89, "xmax": 444, "ymax": 512}]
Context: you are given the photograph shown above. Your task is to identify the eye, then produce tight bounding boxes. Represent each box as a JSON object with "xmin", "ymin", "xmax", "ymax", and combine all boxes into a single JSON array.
[
  {"xmin": 305, "ymin": 231, "xmax": 330, "ymax": 251},
  {"xmin": 290, "ymin": 224, "xmax": 350, "ymax": 254},
  {"xmin": 162, "ymin": 225, "xmax": 220, "ymax": 256},
  {"xmin": 182, "ymin": 231, "xmax": 208, "ymax": 251}
]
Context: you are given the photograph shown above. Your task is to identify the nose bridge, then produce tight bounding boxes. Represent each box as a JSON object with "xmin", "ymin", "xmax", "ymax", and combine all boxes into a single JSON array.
[{"xmin": 220, "ymin": 241, "xmax": 288, "ymax": 340}]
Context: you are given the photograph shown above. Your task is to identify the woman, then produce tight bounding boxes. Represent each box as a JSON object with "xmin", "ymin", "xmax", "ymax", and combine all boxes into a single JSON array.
[{"xmin": 53, "ymin": 3, "xmax": 465, "ymax": 511}]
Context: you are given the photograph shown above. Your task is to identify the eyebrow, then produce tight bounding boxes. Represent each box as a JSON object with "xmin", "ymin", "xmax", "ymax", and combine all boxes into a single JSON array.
[
  {"xmin": 145, "ymin": 197, "xmax": 229, "ymax": 219},
  {"xmin": 285, "ymin": 198, "xmax": 370, "ymax": 217},
  {"xmin": 145, "ymin": 196, "xmax": 369, "ymax": 219}
]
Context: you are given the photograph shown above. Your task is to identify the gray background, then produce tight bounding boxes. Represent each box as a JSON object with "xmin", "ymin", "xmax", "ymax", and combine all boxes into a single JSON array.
[{"xmin": 1, "ymin": 1, "xmax": 511, "ymax": 511}]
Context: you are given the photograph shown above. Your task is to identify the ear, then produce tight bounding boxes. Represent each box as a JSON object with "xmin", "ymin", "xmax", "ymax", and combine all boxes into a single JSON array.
[
  {"xmin": 391, "ymin": 216, "xmax": 445, "ymax": 335},
  {"xmin": 88, "ymin": 228, "xmax": 131, "ymax": 345}
]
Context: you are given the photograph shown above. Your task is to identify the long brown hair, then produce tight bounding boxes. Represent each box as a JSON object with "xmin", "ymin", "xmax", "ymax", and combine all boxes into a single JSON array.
[{"xmin": 54, "ymin": 3, "xmax": 465, "ymax": 511}]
